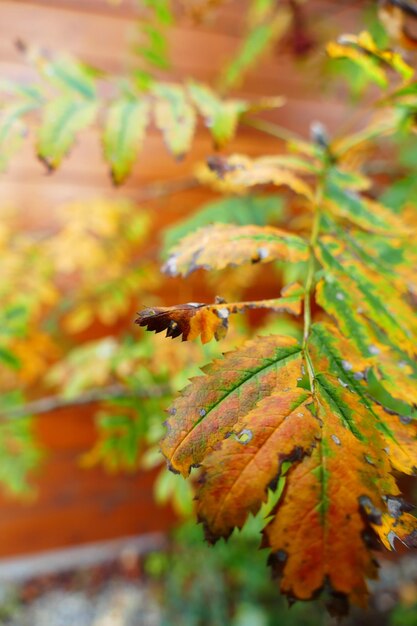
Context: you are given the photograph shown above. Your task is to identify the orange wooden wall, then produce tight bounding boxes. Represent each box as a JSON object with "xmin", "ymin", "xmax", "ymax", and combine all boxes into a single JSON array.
[{"xmin": 0, "ymin": 0, "xmax": 362, "ymax": 557}]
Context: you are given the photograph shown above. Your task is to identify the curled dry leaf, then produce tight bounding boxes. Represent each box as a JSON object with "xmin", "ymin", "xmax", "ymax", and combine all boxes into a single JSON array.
[
  {"xmin": 136, "ymin": 303, "xmax": 227, "ymax": 344},
  {"xmin": 136, "ymin": 283, "xmax": 304, "ymax": 344}
]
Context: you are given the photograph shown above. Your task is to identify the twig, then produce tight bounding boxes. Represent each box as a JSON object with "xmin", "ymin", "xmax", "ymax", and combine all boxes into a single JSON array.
[
  {"xmin": 242, "ymin": 116, "xmax": 304, "ymax": 143},
  {"xmin": 1, "ymin": 384, "xmax": 171, "ymax": 420},
  {"xmin": 133, "ymin": 176, "xmax": 199, "ymax": 203}
]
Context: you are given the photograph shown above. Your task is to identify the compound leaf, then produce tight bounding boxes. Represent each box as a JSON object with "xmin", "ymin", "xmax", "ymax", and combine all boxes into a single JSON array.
[{"xmin": 160, "ymin": 325, "xmax": 417, "ymax": 609}]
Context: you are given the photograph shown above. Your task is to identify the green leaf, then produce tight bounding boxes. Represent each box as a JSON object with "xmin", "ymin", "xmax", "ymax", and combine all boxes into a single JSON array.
[
  {"xmin": 136, "ymin": 23, "xmax": 170, "ymax": 70},
  {"xmin": 0, "ymin": 347, "xmax": 20, "ymax": 370},
  {"xmin": 0, "ymin": 83, "xmax": 43, "ymax": 171},
  {"xmin": 41, "ymin": 57, "xmax": 98, "ymax": 99},
  {"xmin": 327, "ymin": 41, "xmax": 388, "ymax": 88},
  {"xmin": 103, "ymin": 97, "xmax": 150, "ymax": 183},
  {"xmin": 161, "ymin": 194, "xmax": 283, "ymax": 256},
  {"xmin": 0, "ymin": 103, "xmax": 31, "ymax": 171},
  {"xmin": 37, "ymin": 96, "xmax": 98, "ymax": 169},
  {"xmin": 218, "ymin": 10, "xmax": 291, "ymax": 91},
  {"xmin": 153, "ymin": 84, "xmax": 196, "ymax": 157},
  {"xmin": 141, "ymin": 0, "xmax": 173, "ymax": 25},
  {"xmin": 316, "ymin": 238, "xmax": 417, "ymax": 356},
  {"xmin": 188, "ymin": 82, "xmax": 248, "ymax": 148},
  {"xmin": 0, "ymin": 419, "xmax": 42, "ymax": 497},
  {"xmin": 324, "ymin": 181, "xmax": 406, "ymax": 234}
]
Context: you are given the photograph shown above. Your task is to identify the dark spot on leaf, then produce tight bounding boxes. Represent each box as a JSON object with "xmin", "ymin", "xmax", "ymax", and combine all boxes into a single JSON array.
[
  {"xmin": 359, "ymin": 495, "xmax": 382, "ymax": 525},
  {"xmin": 362, "ymin": 528, "xmax": 381, "ymax": 551},
  {"xmin": 399, "ymin": 415, "xmax": 412, "ymax": 424},
  {"xmin": 268, "ymin": 550, "xmax": 288, "ymax": 578},
  {"xmin": 206, "ymin": 155, "xmax": 239, "ymax": 178},
  {"xmin": 279, "ymin": 446, "xmax": 304, "ymax": 464}
]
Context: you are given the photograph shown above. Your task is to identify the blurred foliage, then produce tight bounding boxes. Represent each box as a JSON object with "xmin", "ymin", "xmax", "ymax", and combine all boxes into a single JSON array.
[
  {"xmin": 217, "ymin": 0, "xmax": 292, "ymax": 93},
  {"xmin": 0, "ymin": 189, "xmax": 289, "ymax": 501},
  {"xmin": 145, "ymin": 518, "xmax": 417, "ymax": 626},
  {"xmin": 145, "ymin": 509, "xmax": 329, "ymax": 626},
  {"xmin": 0, "ymin": 44, "xmax": 282, "ymax": 183}
]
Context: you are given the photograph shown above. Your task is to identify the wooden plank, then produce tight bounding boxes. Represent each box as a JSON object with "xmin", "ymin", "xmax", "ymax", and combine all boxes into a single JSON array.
[
  {"xmin": 0, "ymin": 2, "xmax": 332, "ymax": 95},
  {"xmin": 0, "ymin": 403, "xmax": 176, "ymax": 557},
  {"xmin": 0, "ymin": 0, "xmax": 368, "ymax": 560},
  {"xmin": 8, "ymin": 0, "xmax": 244, "ymax": 35}
]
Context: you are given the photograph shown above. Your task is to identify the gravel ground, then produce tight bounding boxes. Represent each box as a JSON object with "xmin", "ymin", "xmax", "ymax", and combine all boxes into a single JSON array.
[{"xmin": 0, "ymin": 580, "xmax": 161, "ymax": 626}]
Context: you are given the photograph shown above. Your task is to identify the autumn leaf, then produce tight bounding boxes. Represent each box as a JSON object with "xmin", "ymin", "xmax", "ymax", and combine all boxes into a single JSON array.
[
  {"xmin": 162, "ymin": 223, "xmax": 309, "ymax": 277},
  {"xmin": 136, "ymin": 303, "xmax": 227, "ymax": 344},
  {"xmin": 218, "ymin": 5, "xmax": 292, "ymax": 91},
  {"xmin": 315, "ymin": 237, "xmax": 417, "ymax": 356},
  {"xmin": 327, "ymin": 31, "xmax": 414, "ymax": 87},
  {"xmin": 197, "ymin": 154, "xmax": 315, "ymax": 199},
  {"xmin": 324, "ymin": 182, "xmax": 408, "ymax": 234},
  {"xmin": 162, "ymin": 194, "xmax": 284, "ymax": 255},
  {"xmin": 161, "ymin": 334, "xmax": 303, "ymax": 474},
  {"xmin": 136, "ymin": 283, "xmax": 304, "ymax": 344},
  {"xmin": 161, "ymin": 327, "xmax": 417, "ymax": 609},
  {"xmin": 378, "ymin": 0, "xmax": 417, "ymax": 50}
]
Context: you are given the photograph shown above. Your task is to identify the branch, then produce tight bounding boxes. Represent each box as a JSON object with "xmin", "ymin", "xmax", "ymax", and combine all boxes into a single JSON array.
[
  {"xmin": 133, "ymin": 176, "xmax": 198, "ymax": 202},
  {"xmin": 242, "ymin": 116, "xmax": 304, "ymax": 143},
  {"xmin": 0, "ymin": 384, "xmax": 171, "ymax": 420}
]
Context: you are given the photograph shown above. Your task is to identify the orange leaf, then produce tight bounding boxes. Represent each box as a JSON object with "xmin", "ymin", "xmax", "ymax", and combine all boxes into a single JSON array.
[{"xmin": 136, "ymin": 284, "xmax": 304, "ymax": 344}]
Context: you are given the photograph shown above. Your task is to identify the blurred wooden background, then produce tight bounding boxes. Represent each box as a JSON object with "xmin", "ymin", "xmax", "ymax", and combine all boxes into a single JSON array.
[{"xmin": 0, "ymin": 0, "xmax": 362, "ymax": 557}]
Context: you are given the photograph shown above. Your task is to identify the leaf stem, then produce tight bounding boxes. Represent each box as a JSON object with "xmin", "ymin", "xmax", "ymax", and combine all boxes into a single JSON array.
[
  {"xmin": 302, "ymin": 168, "xmax": 325, "ymax": 393},
  {"xmin": 242, "ymin": 116, "xmax": 304, "ymax": 144},
  {"xmin": 0, "ymin": 383, "xmax": 171, "ymax": 420}
]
